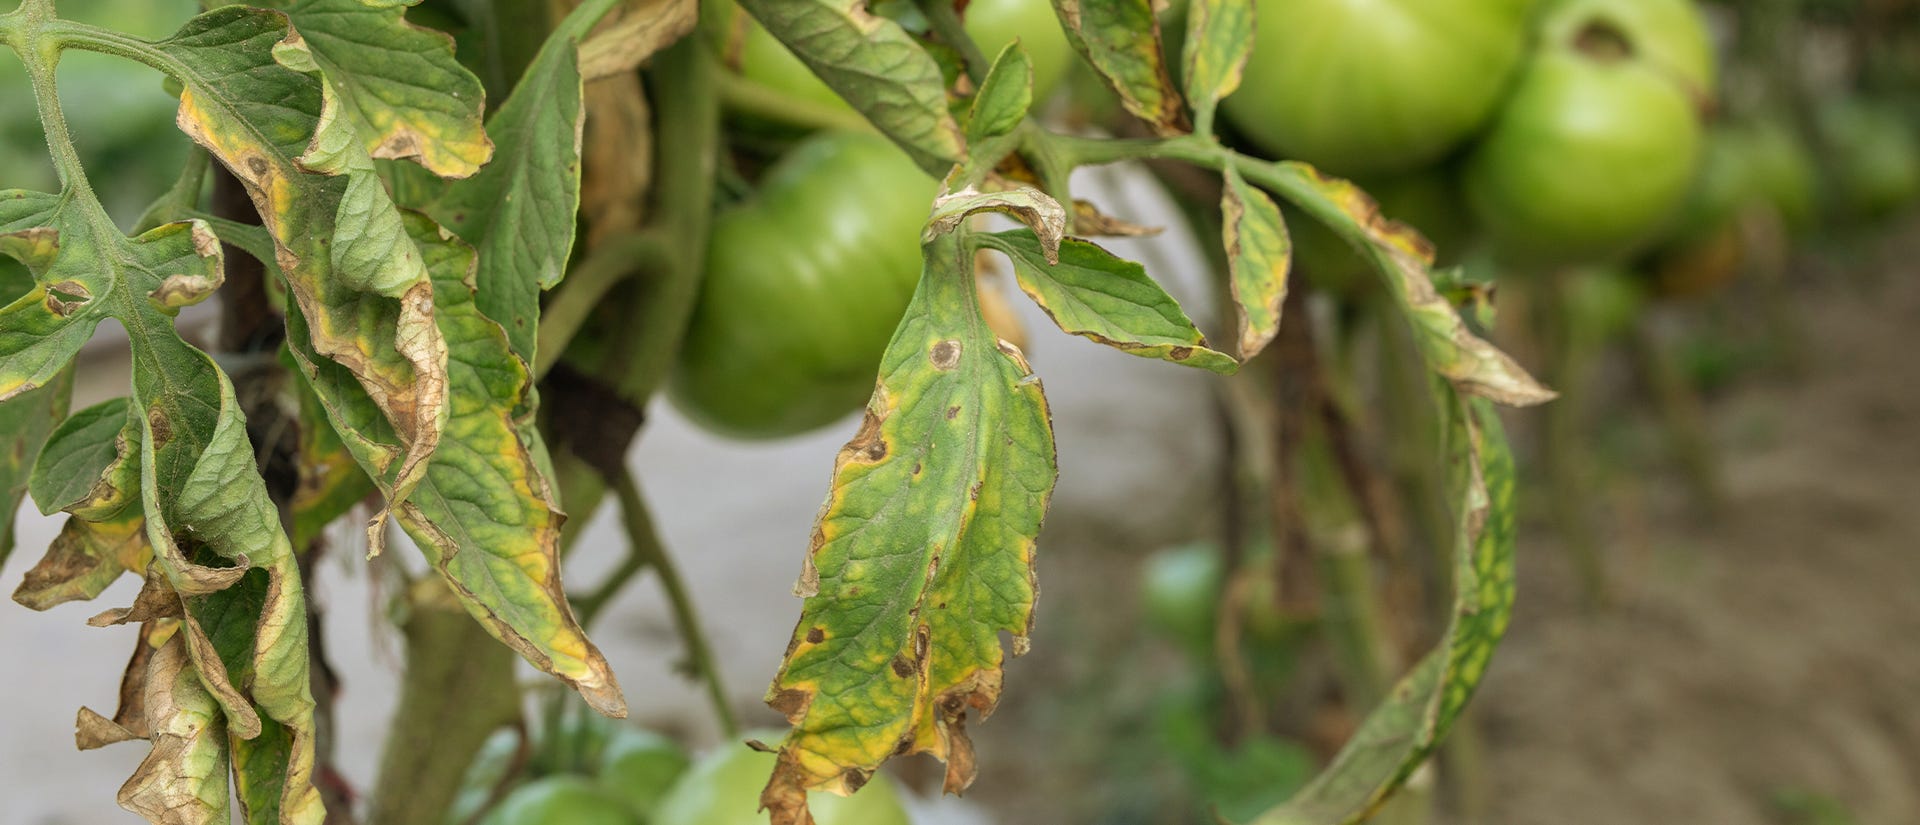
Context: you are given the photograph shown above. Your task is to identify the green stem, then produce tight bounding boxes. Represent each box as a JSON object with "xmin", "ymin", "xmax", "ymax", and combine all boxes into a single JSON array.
[
  {"xmin": 534, "ymin": 231, "xmax": 674, "ymax": 380},
  {"xmin": 718, "ymin": 72, "xmax": 876, "ymax": 134},
  {"xmin": 917, "ymin": 0, "xmax": 990, "ymax": 85},
  {"xmin": 581, "ymin": 469, "xmax": 739, "ymax": 738},
  {"xmin": 12, "ymin": 6, "xmax": 100, "ymax": 211}
]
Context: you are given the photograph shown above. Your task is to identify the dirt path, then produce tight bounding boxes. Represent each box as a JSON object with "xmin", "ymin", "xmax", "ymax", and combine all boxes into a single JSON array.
[{"xmin": 1470, "ymin": 230, "xmax": 1920, "ymax": 825}]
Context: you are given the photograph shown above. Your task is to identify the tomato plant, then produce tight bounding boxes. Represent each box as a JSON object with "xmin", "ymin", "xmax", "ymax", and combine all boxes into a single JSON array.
[{"xmin": 0, "ymin": 0, "xmax": 1599, "ymax": 823}]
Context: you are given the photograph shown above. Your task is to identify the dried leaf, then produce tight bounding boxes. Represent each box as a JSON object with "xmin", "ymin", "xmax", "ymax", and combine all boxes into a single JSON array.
[
  {"xmin": 578, "ymin": 0, "xmax": 698, "ymax": 80},
  {"xmin": 1050, "ymin": 0, "xmax": 1189, "ymax": 134},
  {"xmin": 1220, "ymin": 165, "xmax": 1290, "ymax": 359}
]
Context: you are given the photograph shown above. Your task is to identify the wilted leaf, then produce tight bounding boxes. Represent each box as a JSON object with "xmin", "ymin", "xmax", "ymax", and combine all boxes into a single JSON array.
[
  {"xmin": 259, "ymin": 0, "xmax": 494, "ymax": 177},
  {"xmin": 112, "ymin": 632, "xmax": 233, "ymax": 825},
  {"xmin": 1250, "ymin": 396, "xmax": 1515, "ymax": 825},
  {"xmin": 1050, "ymin": 0, "xmax": 1188, "ymax": 134},
  {"xmin": 967, "ymin": 42, "xmax": 1033, "ymax": 144},
  {"xmin": 13, "ymin": 514, "xmax": 150, "ymax": 611},
  {"xmin": 979, "ymin": 229, "xmax": 1236, "ymax": 373},
  {"xmin": 76, "ymin": 621, "xmax": 169, "ymax": 751},
  {"xmin": 286, "ymin": 352, "xmax": 374, "ymax": 550},
  {"xmin": 1181, "ymin": 0, "xmax": 1254, "ymax": 132},
  {"xmin": 29, "ymin": 397, "xmax": 138, "ymax": 518},
  {"xmin": 1071, "ymin": 199, "xmax": 1161, "ymax": 237},
  {"xmin": 158, "ymin": 7, "xmax": 450, "ymax": 518},
  {"xmin": 738, "ymin": 0, "xmax": 967, "ymax": 175},
  {"xmin": 0, "ymin": 366, "xmax": 71, "ymax": 569},
  {"xmin": 285, "ymin": 212, "xmax": 624, "ymax": 716},
  {"xmin": 761, "ymin": 231, "xmax": 1057, "ymax": 825},
  {"xmin": 1220, "ymin": 165, "xmax": 1290, "ymax": 359},
  {"xmin": 924, "ymin": 187, "xmax": 1066, "ymax": 259},
  {"xmin": 1272, "ymin": 163, "xmax": 1553, "ymax": 406}
]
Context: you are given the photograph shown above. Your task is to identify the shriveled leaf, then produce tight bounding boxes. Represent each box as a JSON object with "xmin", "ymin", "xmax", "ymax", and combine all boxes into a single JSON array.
[
  {"xmin": 738, "ymin": 0, "xmax": 967, "ymax": 175},
  {"xmin": 1050, "ymin": 0, "xmax": 1188, "ymax": 134},
  {"xmin": 1181, "ymin": 0, "xmax": 1254, "ymax": 132},
  {"xmin": 1269, "ymin": 163, "xmax": 1553, "ymax": 406},
  {"xmin": 284, "ymin": 212, "xmax": 624, "ymax": 716},
  {"xmin": 579, "ymin": 0, "xmax": 698, "ymax": 80},
  {"xmin": 979, "ymin": 229, "xmax": 1236, "ymax": 373},
  {"xmin": 423, "ymin": 0, "xmax": 599, "ymax": 364},
  {"xmin": 967, "ymin": 42, "xmax": 1033, "ymax": 143},
  {"xmin": 761, "ymin": 231, "xmax": 1057, "ymax": 825},
  {"xmin": 13, "ymin": 514, "xmax": 150, "ymax": 611},
  {"xmin": 0, "ymin": 192, "xmax": 99, "ymax": 403},
  {"xmin": 1250, "ymin": 396, "xmax": 1516, "ymax": 825},
  {"xmin": 1220, "ymin": 165, "xmax": 1290, "ymax": 359},
  {"xmin": 925, "ymin": 187, "xmax": 1066, "ymax": 260},
  {"xmin": 1071, "ymin": 199, "xmax": 1161, "ymax": 237},
  {"xmin": 159, "ymin": 7, "xmax": 450, "ymax": 517},
  {"xmin": 114, "ymin": 632, "xmax": 233, "ymax": 825},
  {"xmin": 257, "ymin": 0, "xmax": 493, "ymax": 177},
  {"xmin": 76, "ymin": 621, "xmax": 169, "ymax": 751}
]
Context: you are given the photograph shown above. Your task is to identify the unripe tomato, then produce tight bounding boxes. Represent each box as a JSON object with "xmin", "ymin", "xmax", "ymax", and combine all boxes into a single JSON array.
[
  {"xmin": 1818, "ymin": 100, "xmax": 1920, "ymax": 220},
  {"xmin": 716, "ymin": 0, "xmax": 1073, "ymax": 110},
  {"xmin": 652, "ymin": 733, "xmax": 913, "ymax": 825},
  {"xmin": 597, "ymin": 728, "xmax": 691, "ymax": 816},
  {"xmin": 670, "ymin": 132, "xmax": 938, "ymax": 439},
  {"xmin": 1465, "ymin": 0, "xmax": 1712, "ymax": 266},
  {"xmin": 1221, "ymin": 0, "xmax": 1536, "ymax": 177},
  {"xmin": 481, "ymin": 775, "xmax": 639, "ymax": 825}
]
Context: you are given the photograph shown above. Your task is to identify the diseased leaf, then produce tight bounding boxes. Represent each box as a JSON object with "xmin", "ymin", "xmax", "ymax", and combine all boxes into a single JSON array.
[
  {"xmin": 284, "ymin": 212, "xmax": 624, "ymax": 716},
  {"xmin": 924, "ymin": 187, "xmax": 1066, "ymax": 260},
  {"xmin": 0, "ymin": 191, "xmax": 98, "ymax": 403},
  {"xmin": 967, "ymin": 42, "xmax": 1033, "ymax": 144},
  {"xmin": 1271, "ymin": 163, "xmax": 1554, "ymax": 406},
  {"xmin": 112, "ymin": 632, "xmax": 232, "ymax": 825},
  {"xmin": 423, "ymin": 0, "xmax": 595, "ymax": 364},
  {"xmin": 0, "ymin": 181, "xmax": 323, "ymax": 822},
  {"xmin": 158, "ymin": 7, "xmax": 450, "ymax": 526},
  {"xmin": 738, "ymin": 0, "xmax": 967, "ymax": 175},
  {"xmin": 1250, "ymin": 396, "xmax": 1515, "ymax": 825},
  {"xmin": 285, "ymin": 351, "xmax": 374, "ymax": 551},
  {"xmin": 76, "ymin": 621, "xmax": 168, "ymax": 751},
  {"xmin": 760, "ymin": 231, "xmax": 1057, "ymax": 825},
  {"xmin": 1181, "ymin": 0, "xmax": 1254, "ymax": 132},
  {"xmin": 979, "ymin": 229, "xmax": 1236, "ymax": 374},
  {"xmin": 13, "ymin": 513, "xmax": 150, "ymax": 611},
  {"xmin": 1050, "ymin": 0, "xmax": 1188, "ymax": 134},
  {"xmin": 29, "ymin": 397, "xmax": 137, "ymax": 517},
  {"xmin": 256, "ymin": 0, "xmax": 494, "ymax": 178},
  {"xmin": 1220, "ymin": 165, "xmax": 1290, "ymax": 359}
]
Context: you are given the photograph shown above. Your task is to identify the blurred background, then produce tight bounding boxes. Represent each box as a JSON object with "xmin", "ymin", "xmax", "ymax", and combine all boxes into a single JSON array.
[{"xmin": 1, "ymin": 0, "xmax": 1917, "ymax": 824}]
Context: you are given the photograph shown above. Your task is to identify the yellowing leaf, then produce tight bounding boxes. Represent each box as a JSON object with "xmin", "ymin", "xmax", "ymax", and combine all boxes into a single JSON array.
[
  {"xmin": 1181, "ymin": 0, "xmax": 1254, "ymax": 133},
  {"xmin": 1050, "ymin": 0, "xmax": 1189, "ymax": 134},
  {"xmin": 761, "ymin": 231, "xmax": 1056, "ymax": 825},
  {"xmin": 1220, "ymin": 165, "xmax": 1291, "ymax": 359}
]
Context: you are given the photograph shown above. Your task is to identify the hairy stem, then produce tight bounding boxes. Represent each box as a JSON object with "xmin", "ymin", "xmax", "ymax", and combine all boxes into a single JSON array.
[{"xmin": 917, "ymin": 0, "xmax": 990, "ymax": 85}]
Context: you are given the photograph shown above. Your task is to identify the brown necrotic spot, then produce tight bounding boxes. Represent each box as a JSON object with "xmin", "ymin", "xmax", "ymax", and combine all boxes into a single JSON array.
[
  {"xmin": 947, "ymin": 405, "xmax": 960, "ymax": 420},
  {"xmin": 245, "ymin": 156, "xmax": 269, "ymax": 178},
  {"xmin": 893, "ymin": 732, "xmax": 916, "ymax": 755},
  {"xmin": 929, "ymin": 339, "xmax": 961, "ymax": 370},
  {"xmin": 844, "ymin": 407, "xmax": 889, "ymax": 464},
  {"xmin": 891, "ymin": 655, "xmax": 916, "ymax": 678},
  {"xmin": 146, "ymin": 407, "xmax": 172, "ymax": 448},
  {"xmin": 45, "ymin": 281, "xmax": 91, "ymax": 317},
  {"xmin": 1168, "ymin": 346, "xmax": 1193, "ymax": 361},
  {"xmin": 805, "ymin": 627, "xmax": 825, "ymax": 644}
]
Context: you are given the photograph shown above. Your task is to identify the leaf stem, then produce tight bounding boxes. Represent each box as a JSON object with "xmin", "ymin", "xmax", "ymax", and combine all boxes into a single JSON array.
[
  {"xmin": 579, "ymin": 469, "xmax": 740, "ymax": 738},
  {"xmin": 717, "ymin": 71, "xmax": 878, "ymax": 134},
  {"xmin": 533, "ymin": 230, "xmax": 675, "ymax": 380},
  {"xmin": 10, "ymin": 5, "xmax": 100, "ymax": 213}
]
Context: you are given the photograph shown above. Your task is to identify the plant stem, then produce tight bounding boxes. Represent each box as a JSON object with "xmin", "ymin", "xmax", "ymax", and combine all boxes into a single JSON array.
[
  {"xmin": 579, "ymin": 468, "xmax": 740, "ymax": 738},
  {"xmin": 534, "ymin": 230, "xmax": 674, "ymax": 380},
  {"xmin": 718, "ymin": 72, "xmax": 876, "ymax": 134},
  {"xmin": 12, "ymin": 6, "xmax": 101, "ymax": 213},
  {"xmin": 916, "ymin": 0, "xmax": 990, "ymax": 86},
  {"xmin": 368, "ymin": 579, "xmax": 523, "ymax": 825}
]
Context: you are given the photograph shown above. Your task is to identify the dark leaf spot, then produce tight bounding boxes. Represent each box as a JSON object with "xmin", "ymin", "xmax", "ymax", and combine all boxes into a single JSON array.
[
  {"xmin": 929, "ymin": 339, "xmax": 961, "ymax": 370},
  {"xmin": 891, "ymin": 655, "xmax": 915, "ymax": 678},
  {"xmin": 805, "ymin": 627, "xmax": 824, "ymax": 644}
]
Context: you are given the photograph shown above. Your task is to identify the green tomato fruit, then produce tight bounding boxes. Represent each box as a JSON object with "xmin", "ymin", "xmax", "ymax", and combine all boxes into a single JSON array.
[
  {"xmin": 653, "ymin": 733, "xmax": 913, "ymax": 825},
  {"xmin": 718, "ymin": 0, "xmax": 1073, "ymax": 112},
  {"xmin": 1819, "ymin": 100, "xmax": 1920, "ymax": 220},
  {"xmin": 1221, "ymin": 0, "xmax": 1535, "ymax": 177},
  {"xmin": 481, "ymin": 776, "xmax": 639, "ymax": 825},
  {"xmin": 597, "ymin": 728, "xmax": 692, "ymax": 817},
  {"xmin": 1535, "ymin": 0, "xmax": 1715, "ymax": 97},
  {"xmin": 670, "ymin": 131, "xmax": 938, "ymax": 439},
  {"xmin": 1465, "ymin": 0, "xmax": 1712, "ymax": 266}
]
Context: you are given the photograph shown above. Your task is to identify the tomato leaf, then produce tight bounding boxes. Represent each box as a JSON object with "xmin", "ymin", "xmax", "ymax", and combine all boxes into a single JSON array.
[
  {"xmin": 737, "ymin": 0, "xmax": 968, "ymax": 175},
  {"xmin": 13, "ymin": 397, "xmax": 149, "ymax": 611},
  {"xmin": 0, "ymin": 366, "xmax": 71, "ymax": 569},
  {"xmin": 107, "ymin": 631, "xmax": 233, "ymax": 825},
  {"xmin": 1249, "ymin": 395, "xmax": 1515, "ymax": 825},
  {"xmin": 157, "ymin": 6, "xmax": 450, "ymax": 525},
  {"xmin": 12, "ymin": 513, "xmax": 150, "ymax": 611},
  {"xmin": 760, "ymin": 230, "xmax": 1057, "ymax": 825},
  {"xmin": 1220, "ymin": 165, "xmax": 1291, "ymax": 359},
  {"xmin": 255, "ymin": 0, "xmax": 494, "ymax": 178},
  {"xmin": 578, "ymin": 0, "xmax": 699, "ymax": 81},
  {"xmin": 925, "ymin": 187, "xmax": 1066, "ymax": 259},
  {"xmin": 1181, "ymin": 0, "xmax": 1254, "ymax": 133},
  {"xmin": 979, "ymin": 229, "xmax": 1237, "ymax": 374},
  {"xmin": 285, "ymin": 349, "xmax": 376, "ymax": 551},
  {"xmin": 1050, "ymin": 0, "xmax": 1189, "ymax": 134},
  {"xmin": 285, "ymin": 212, "xmax": 625, "ymax": 717},
  {"xmin": 1274, "ymin": 163, "xmax": 1555, "ymax": 406},
  {"xmin": 422, "ymin": 0, "xmax": 597, "ymax": 365},
  {"xmin": 968, "ymin": 41, "xmax": 1034, "ymax": 143}
]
